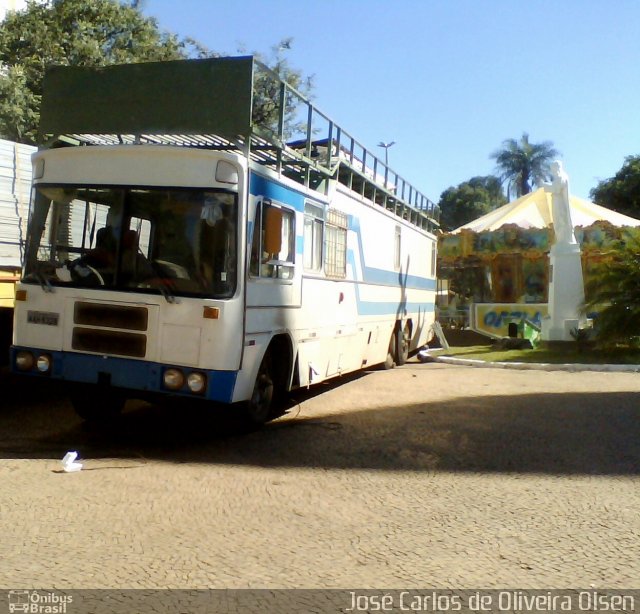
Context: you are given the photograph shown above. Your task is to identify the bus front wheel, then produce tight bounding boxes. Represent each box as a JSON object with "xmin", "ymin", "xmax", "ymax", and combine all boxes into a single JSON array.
[
  {"xmin": 70, "ymin": 386, "xmax": 125, "ymax": 422},
  {"xmin": 243, "ymin": 352, "xmax": 277, "ymax": 427}
]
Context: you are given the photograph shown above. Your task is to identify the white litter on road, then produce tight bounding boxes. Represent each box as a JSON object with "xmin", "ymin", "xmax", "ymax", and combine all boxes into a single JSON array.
[{"xmin": 61, "ymin": 451, "xmax": 83, "ymax": 473}]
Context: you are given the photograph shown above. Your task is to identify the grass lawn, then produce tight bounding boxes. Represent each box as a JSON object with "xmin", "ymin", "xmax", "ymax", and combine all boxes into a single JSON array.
[{"xmin": 434, "ymin": 344, "xmax": 640, "ymax": 365}]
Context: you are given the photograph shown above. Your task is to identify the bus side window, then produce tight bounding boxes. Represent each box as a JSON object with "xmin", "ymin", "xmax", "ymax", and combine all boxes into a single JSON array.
[
  {"xmin": 264, "ymin": 207, "xmax": 283, "ymax": 255},
  {"xmin": 250, "ymin": 200, "xmax": 295, "ymax": 279},
  {"xmin": 303, "ymin": 202, "xmax": 324, "ymax": 271}
]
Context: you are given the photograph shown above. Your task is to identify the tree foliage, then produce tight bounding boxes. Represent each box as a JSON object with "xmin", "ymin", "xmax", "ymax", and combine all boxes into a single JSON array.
[
  {"xmin": 438, "ymin": 175, "xmax": 507, "ymax": 231},
  {"xmin": 0, "ymin": 0, "xmax": 187, "ymax": 143},
  {"xmin": 590, "ymin": 155, "xmax": 640, "ymax": 219},
  {"xmin": 0, "ymin": 64, "xmax": 39, "ymax": 142},
  {"xmin": 0, "ymin": 1, "xmax": 313, "ymax": 144},
  {"xmin": 491, "ymin": 132, "xmax": 559, "ymax": 199},
  {"xmin": 249, "ymin": 38, "xmax": 314, "ymax": 139},
  {"xmin": 584, "ymin": 237, "xmax": 640, "ymax": 347}
]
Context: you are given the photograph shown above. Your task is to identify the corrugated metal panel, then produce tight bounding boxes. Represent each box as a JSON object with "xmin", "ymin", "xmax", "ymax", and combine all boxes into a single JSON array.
[{"xmin": 0, "ymin": 138, "xmax": 35, "ymax": 269}]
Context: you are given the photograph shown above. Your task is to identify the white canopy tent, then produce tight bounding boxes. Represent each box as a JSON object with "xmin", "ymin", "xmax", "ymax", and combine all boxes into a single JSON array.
[{"xmin": 453, "ymin": 188, "xmax": 640, "ymax": 233}]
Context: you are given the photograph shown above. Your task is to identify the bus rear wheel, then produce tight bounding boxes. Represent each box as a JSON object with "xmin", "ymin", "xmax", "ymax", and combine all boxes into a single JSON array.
[
  {"xmin": 396, "ymin": 324, "xmax": 410, "ymax": 366},
  {"xmin": 383, "ymin": 331, "xmax": 397, "ymax": 370},
  {"xmin": 70, "ymin": 386, "xmax": 125, "ymax": 422}
]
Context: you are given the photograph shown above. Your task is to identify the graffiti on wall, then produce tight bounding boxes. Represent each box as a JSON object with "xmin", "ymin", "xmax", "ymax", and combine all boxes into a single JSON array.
[{"xmin": 473, "ymin": 303, "xmax": 548, "ymax": 337}]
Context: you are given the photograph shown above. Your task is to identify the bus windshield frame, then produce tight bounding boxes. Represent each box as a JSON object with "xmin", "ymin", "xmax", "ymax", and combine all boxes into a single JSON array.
[{"xmin": 23, "ymin": 184, "xmax": 239, "ymax": 300}]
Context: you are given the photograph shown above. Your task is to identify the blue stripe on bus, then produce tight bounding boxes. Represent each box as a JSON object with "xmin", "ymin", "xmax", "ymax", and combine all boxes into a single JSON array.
[
  {"xmin": 249, "ymin": 173, "xmax": 306, "ymax": 211},
  {"xmin": 355, "ymin": 300, "xmax": 435, "ymax": 316},
  {"xmin": 354, "ymin": 263, "xmax": 436, "ymax": 291},
  {"xmin": 346, "ymin": 251, "xmax": 435, "ymax": 316},
  {"xmin": 11, "ymin": 348, "xmax": 237, "ymax": 403},
  {"xmin": 347, "ymin": 215, "xmax": 436, "ymax": 291},
  {"xmin": 248, "ymin": 173, "xmax": 435, "ymax": 309}
]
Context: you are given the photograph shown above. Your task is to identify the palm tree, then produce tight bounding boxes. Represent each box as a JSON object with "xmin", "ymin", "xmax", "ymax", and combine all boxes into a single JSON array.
[{"xmin": 491, "ymin": 132, "xmax": 559, "ymax": 199}]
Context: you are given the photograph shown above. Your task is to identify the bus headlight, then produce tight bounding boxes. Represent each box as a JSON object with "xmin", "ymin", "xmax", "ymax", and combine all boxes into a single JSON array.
[
  {"xmin": 163, "ymin": 368, "xmax": 185, "ymax": 390},
  {"xmin": 36, "ymin": 354, "xmax": 52, "ymax": 373},
  {"xmin": 187, "ymin": 372, "xmax": 206, "ymax": 394},
  {"xmin": 15, "ymin": 351, "xmax": 34, "ymax": 371}
]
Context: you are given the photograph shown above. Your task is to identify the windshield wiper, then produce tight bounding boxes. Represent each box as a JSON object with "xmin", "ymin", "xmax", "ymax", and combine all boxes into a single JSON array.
[
  {"xmin": 34, "ymin": 267, "xmax": 55, "ymax": 293},
  {"xmin": 146, "ymin": 260, "xmax": 177, "ymax": 304},
  {"xmin": 156, "ymin": 278, "xmax": 176, "ymax": 304}
]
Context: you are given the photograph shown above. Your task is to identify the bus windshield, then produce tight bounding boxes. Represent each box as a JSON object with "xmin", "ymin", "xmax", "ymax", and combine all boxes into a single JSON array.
[{"xmin": 23, "ymin": 186, "xmax": 238, "ymax": 299}]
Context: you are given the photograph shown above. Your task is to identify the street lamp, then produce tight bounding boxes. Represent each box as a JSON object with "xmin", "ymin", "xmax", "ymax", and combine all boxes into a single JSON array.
[{"xmin": 377, "ymin": 141, "xmax": 396, "ymax": 166}]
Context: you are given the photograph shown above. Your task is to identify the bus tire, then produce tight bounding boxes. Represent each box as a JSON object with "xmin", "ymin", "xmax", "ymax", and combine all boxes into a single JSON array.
[
  {"xmin": 383, "ymin": 331, "xmax": 396, "ymax": 370},
  {"xmin": 70, "ymin": 386, "xmax": 125, "ymax": 422},
  {"xmin": 243, "ymin": 351, "xmax": 277, "ymax": 427},
  {"xmin": 396, "ymin": 323, "xmax": 410, "ymax": 366}
]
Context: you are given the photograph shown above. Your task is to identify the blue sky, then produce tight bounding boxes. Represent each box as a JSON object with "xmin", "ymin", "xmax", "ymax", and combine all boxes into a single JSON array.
[{"xmin": 142, "ymin": 0, "xmax": 639, "ymax": 202}]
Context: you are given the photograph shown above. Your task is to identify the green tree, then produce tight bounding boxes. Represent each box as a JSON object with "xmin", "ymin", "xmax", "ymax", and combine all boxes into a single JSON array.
[
  {"xmin": 0, "ymin": 1, "xmax": 313, "ymax": 144},
  {"xmin": 0, "ymin": 65, "xmax": 39, "ymax": 142},
  {"xmin": 0, "ymin": 0, "xmax": 188, "ymax": 143},
  {"xmin": 231, "ymin": 38, "xmax": 312, "ymax": 141},
  {"xmin": 590, "ymin": 155, "xmax": 640, "ymax": 219},
  {"xmin": 438, "ymin": 175, "xmax": 507, "ymax": 231},
  {"xmin": 491, "ymin": 132, "xmax": 559, "ymax": 199},
  {"xmin": 584, "ymin": 237, "xmax": 640, "ymax": 346}
]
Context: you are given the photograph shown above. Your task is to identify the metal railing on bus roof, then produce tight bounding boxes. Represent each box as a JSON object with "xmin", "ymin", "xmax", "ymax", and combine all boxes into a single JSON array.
[{"xmin": 249, "ymin": 61, "xmax": 440, "ymax": 229}]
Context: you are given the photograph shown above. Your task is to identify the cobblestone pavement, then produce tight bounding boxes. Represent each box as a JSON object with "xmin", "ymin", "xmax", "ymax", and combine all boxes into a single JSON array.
[{"xmin": 0, "ymin": 361, "xmax": 639, "ymax": 589}]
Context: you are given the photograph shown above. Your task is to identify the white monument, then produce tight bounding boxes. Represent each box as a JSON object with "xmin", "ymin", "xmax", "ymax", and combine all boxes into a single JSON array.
[{"xmin": 541, "ymin": 161, "xmax": 585, "ymax": 341}]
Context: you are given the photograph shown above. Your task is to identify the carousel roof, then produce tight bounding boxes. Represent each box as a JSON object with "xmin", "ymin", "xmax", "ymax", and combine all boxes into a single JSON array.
[{"xmin": 453, "ymin": 188, "xmax": 640, "ymax": 233}]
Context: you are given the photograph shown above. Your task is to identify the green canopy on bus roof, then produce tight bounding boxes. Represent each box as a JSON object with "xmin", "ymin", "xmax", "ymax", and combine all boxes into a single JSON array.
[{"xmin": 39, "ymin": 56, "xmax": 254, "ymax": 140}]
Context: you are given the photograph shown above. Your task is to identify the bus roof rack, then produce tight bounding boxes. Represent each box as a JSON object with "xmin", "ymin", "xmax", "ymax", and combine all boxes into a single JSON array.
[{"xmin": 39, "ymin": 56, "xmax": 440, "ymax": 230}]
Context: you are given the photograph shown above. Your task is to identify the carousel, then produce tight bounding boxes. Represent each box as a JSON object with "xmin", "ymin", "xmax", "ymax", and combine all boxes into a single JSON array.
[{"xmin": 437, "ymin": 186, "xmax": 640, "ymax": 338}]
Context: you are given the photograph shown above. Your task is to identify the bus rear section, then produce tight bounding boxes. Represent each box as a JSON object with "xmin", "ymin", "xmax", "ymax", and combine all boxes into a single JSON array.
[{"xmin": 244, "ymin": 170, "xmax": 438, "ymax": 393}]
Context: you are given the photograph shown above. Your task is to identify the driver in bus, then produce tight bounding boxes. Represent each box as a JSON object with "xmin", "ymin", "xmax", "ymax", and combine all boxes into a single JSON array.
[
  {"xmin": 84, "ymin": 226, "xmax": 116, "ymax": 269},
  {"xmin": 121, "ymin": 229, "xmax": 154, "ymax": 283}
]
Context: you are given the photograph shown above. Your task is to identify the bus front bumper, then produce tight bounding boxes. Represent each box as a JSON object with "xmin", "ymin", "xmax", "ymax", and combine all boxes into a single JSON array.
[{"xmin": 10, "ymin": 346, "xmax": 237, "ymax": 403}]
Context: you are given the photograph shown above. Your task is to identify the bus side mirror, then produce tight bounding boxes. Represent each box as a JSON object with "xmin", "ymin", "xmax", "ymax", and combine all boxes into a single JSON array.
[{"xmin": 263, "ymin": 207, "xmax": 282, "ymax": 255}]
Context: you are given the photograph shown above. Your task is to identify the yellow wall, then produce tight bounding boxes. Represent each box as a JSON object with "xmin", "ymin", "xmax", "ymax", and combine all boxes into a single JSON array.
[{"xmin": 0, "ymin": 270, "xmax": 20, "ymax": 309}]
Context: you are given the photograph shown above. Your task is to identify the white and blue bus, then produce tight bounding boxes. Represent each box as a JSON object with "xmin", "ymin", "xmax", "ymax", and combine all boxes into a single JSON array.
[{"xmin": 11, "ymin": 57, "xmax": 440, "ymax": 425}]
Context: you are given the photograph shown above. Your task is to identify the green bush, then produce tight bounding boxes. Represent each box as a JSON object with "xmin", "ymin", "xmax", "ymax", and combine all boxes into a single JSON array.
[{"xmin": 584, "ymin": 238, "xmax": 640, "ymax": 347}]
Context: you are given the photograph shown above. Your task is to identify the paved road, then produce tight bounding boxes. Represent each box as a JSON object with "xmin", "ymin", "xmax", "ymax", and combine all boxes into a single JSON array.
[{"xmin": 1, "ymin": 361, "xmax": 639, "ymax": 589}]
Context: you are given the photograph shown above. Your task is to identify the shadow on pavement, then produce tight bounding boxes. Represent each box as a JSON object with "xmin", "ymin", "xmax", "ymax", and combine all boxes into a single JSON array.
[{"xmin": 1, "ymin": 368, "xmax": 639, "ymax": 476}]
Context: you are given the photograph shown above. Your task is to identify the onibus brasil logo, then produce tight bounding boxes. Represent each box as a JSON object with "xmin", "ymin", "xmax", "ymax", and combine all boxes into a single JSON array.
[{"xmin": 7, "ymin": 591, "xmax": 72, "ymax": 614}]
